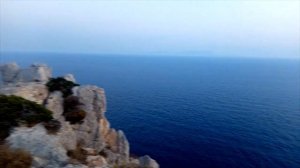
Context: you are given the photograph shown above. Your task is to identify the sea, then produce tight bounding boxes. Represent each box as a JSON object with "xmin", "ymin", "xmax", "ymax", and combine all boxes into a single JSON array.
[{"xmin": 1, "ymin": 53, "xmax": 300, "ymax": 168}]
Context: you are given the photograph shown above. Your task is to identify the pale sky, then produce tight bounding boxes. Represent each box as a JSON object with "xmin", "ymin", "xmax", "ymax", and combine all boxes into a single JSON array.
[{"xmin": 0, "ymin": 0, "xmax": 299, "ymax": 58}]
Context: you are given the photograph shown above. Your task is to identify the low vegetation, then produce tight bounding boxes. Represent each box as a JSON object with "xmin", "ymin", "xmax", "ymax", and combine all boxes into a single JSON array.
[
  {"xmin": 67, "ymin": 144, "xmax": 87, "ymax": 164},
  {"xmin": 0, "ymin": 95, "xmax": 54, "ymax": 140},
  {"xmin": 0, "ymin": 145, "xmax": 32, "ymax": 168},
  {"xmin": 63, "ymin": 95, "xmax": 86, "ymax": 124},
  {"xmin": 98, "ymin": 149, "xmax": 108, "ymax": 157},
  {"xmin": 46, "ymin": 77, "xmax": 79, "ymax": 97},
  {"xmin": 43, "ymin": 119, "xmax": 61, "ymax": 134},
  {"xmin": 46, "ymin": 77, "xmax": 86, "ymax": 124}
]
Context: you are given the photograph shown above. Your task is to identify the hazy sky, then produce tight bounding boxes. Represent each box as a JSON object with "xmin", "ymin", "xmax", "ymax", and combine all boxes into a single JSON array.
[{"xmin": 0, "ymin": 0, "xmax": 299, "ymax": 58}]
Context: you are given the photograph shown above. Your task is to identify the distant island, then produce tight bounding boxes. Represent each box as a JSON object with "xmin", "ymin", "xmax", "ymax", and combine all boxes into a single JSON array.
[{"xmin": 0, "ymin": 63, "xmax": 159, "ymax": 168}]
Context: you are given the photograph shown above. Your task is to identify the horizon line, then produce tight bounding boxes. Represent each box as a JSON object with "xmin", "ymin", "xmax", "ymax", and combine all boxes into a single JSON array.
[{"xmin": 0, "ymin": 51, "xmax": 299, "ymax": 60}]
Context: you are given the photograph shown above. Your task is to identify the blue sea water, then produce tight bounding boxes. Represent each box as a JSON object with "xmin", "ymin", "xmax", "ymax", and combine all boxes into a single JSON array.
[{"xmin": 1, "ymin": 53, "xmax": 300, "ymax": 168}]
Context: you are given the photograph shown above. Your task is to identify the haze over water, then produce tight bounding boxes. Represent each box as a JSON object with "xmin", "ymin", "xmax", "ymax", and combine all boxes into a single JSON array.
[{"xmin": 1, "ymin": 1, "xmax": 299, "ymax": 59}]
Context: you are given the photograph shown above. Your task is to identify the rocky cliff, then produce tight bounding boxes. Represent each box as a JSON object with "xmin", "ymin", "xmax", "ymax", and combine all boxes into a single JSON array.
[{"xmin": 0, "ymin": 63, "xmax": 159, "ymax": 168}]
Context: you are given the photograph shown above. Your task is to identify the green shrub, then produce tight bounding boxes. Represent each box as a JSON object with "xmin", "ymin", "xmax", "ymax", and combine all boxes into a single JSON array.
[
  {"xmin": 46, "ymin": 78, "xmax": 85, "ymax": 124},
  {"xmin": 0, "ymin": 145, "xmax": 32, "ymax": 168},
  {"xmin": 63, "ymin": 96, "xmax": 86, "ymax": 124},
  {"xmin": 46, "ymin": 77, "xmax": 79, "ymax": 97},
  {"xmin": 0, "ymin": 95, "xmax": 54, "ymax": 140}
]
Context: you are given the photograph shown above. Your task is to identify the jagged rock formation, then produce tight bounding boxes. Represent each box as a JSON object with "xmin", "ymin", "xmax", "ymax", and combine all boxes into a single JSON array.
[
  {"xmin": 0, "ymin": 63, "xmax": 159, "ymax": 168},
  {"xmin": 0, "ymin": 63, "xmax": 51, "ymax": 84}
]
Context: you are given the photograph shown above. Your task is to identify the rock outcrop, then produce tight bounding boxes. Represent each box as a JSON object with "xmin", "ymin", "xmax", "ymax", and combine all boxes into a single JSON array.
[
  {"xmin": 6, "ymin": 124, "xmax": 69, "ymax": 168},
  {"xmin": 0, "ymin": 63, "xmax": 159, "ymax": 168},
  {"xmin": 0, "ymin": 63, "xmax": 51, "ymax": 85}
]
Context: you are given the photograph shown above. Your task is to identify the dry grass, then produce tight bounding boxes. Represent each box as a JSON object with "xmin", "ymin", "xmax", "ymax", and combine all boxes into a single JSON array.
[
  {"xmin": 0, "ymin": 145, "xmax": 32, "ymax": 168},
  {"xmin": 67, "ymin": 144, "xmax": 87, "ymax": 164},
  {"xmin": 43, "ymin": 119, "xmax": 61, "ymax": 134},
  {"xmin": 63, "ymin": 96, "xmax": 86, "ymax": 124},
  {"xmin": 98, "ymin": 149, "xmax": 108, "ymax": 157}
]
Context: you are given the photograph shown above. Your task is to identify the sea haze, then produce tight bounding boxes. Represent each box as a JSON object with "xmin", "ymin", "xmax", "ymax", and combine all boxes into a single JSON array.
[{"xmin": 1, "ymin": 53, "xmax": 300, "ymax": 168}]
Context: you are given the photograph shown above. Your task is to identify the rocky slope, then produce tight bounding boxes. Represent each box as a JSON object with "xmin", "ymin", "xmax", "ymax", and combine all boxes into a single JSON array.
[{"xmin": 0, "ymin": 63, "xmax": 159, "ymax": 168}]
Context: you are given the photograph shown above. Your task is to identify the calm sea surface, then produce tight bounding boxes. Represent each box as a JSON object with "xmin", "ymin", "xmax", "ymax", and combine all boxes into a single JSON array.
[{"xmin": 1, "ymin": 53, "xmax": 300, "ymax": 168}]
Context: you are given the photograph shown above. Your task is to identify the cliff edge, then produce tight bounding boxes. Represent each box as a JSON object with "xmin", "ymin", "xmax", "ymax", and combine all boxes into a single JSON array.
[{"xmin": 0, "ymin": 63, "xmax": 159, "ymax": 168}]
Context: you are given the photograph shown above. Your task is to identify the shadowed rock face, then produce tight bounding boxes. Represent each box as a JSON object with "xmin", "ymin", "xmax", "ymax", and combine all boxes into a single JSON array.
[{"xmin": 0, "ymin": 63, "xmax": 159, "ymax": 168}]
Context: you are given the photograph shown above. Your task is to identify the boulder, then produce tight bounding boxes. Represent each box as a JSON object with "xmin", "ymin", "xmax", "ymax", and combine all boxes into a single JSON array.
[{"xmin": 138, "ymin": 155, "xmax": 160, "ymax": 168}]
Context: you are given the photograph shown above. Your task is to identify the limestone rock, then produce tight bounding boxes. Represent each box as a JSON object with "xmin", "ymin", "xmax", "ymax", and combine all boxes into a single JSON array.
[
  {"xmin": 45, "ymin": 91, "xmax": 64, "ymax": 120},
  {"xmin": 138, "ymin": 155, "xmax": 159, "ymax": 168},
  {"xmin": 32, "ymin": 156, "xmax": 48, "ymax": 168},
  {"xmin": 128, "ymin": 158, "xmax": 140, "ymax": 166},
  {"xmin": 116, "ymin": 130, "xmax": 129, "ymax": 163},
  {"xmin": 73, "ymin": 85, "xmax": 106, "ymax": 114},
  {"xmin": 0, "ymin": 82, "xmax": 48, "ymax": 104},
  {"xmin": 0, "ymin": 63, "xmax": 50, "ymax": 104},
  {"xmin": 62, "ymin": 164, "xmax": 88, "ymax": 168},
  {"xmin": 64, "ymin": 74, "xmax": 76, "ymax": 83},
  {"xmin": 15, "ymin": 64, "xmax": 51, "ymax": 83},
  {"xmin": 103, "ymin": 129, "xmax": 129, "ymax": 164},
  {"xmin": 45, "ymin": 91, "xmax": 77, "ymax": 151},
  {"xmin": 0, "ymin": 62, "xmax": 19, "ymax": 84},
  {"xmin": 0, "ymin": 63, "xmax": 159, "ymax": 168},
  {"xmin": 82, "ymin": 147, "xmax": 97, "ymax": 155},
  {"xmin": 99, "ymin": 117, "xmax": 110, "ymax": 137},
  {"xmin": 86, "ymin": 155, "xmax": 108, "ymax": 167},
  {"xmin": 104, "ymin": 129, "xmax": 116, "ymax": 150},
  {"xmin": 104, "ymin": 129, "xmax": 129, "ymax": 156},
  {"xmin": 6, "ymin": 124, "xmax": 69, "ymax": 168},
  {"xmin": 71, "ymin": 86, "xmax": 107, "ymax": 151},
  {"xmin": 57, "ymin": 122, "xmax": 77, "ymax": 151},
  {"xmin": 0, "ymin": 63, "xmax": 51, "ymax": 85}
]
